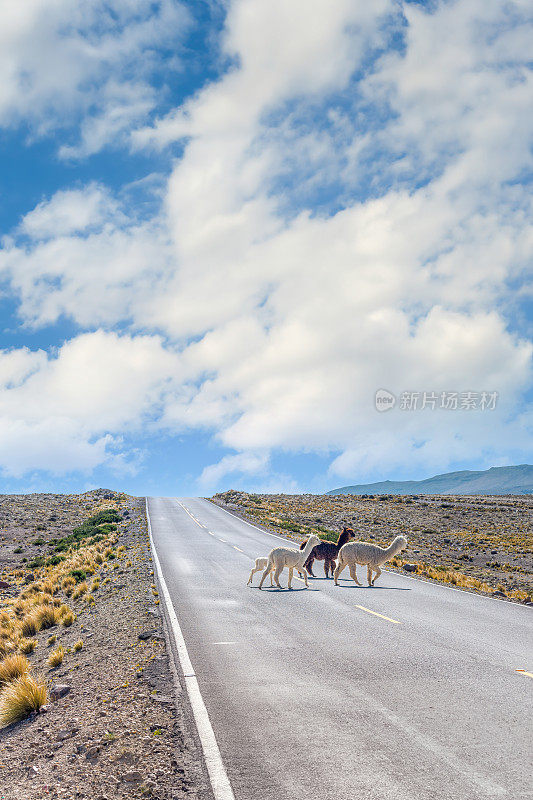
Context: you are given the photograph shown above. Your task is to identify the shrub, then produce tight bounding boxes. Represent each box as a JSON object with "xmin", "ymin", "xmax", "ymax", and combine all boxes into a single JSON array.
[
  {"xmin": 87, "ymin": 509, "xmax": 121, "ymax": 526},
  {"xmin": 46, "ymin": 555, "xmax": 65, "ymax": 567},
  {"xmin": 18, "ymin": 639, "xmax": 37, "ymax": 655},
  {"xmin": 0, "ymin": 654, "xmax": 30, "ymax": 686},
  {"xmin": 47, "ymin": 646, "xmax": 64, "ymax": 668},
  {"xmin": 69, "ymin": 569, "xmax": 86, "ymax": 583},
  {"xmin": 0, "ymin": 674, "xmax": 48, "ymax": 726}
]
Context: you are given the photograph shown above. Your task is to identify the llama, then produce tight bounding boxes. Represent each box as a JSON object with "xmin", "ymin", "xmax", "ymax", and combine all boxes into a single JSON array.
[
  {"xmin": 333, "ymin": 535, "xmax": 408, "ymax": 586},
  {"xmin": 259, "ymin": 535, "xmax": 320, "ymax": 590},
  {"xmin": 247, "ymin": 557, "xmax": 274, "ymax": 587},
  {"xmin": 299, "ymin": 527, "xmax": 356, "ymax": 578}
]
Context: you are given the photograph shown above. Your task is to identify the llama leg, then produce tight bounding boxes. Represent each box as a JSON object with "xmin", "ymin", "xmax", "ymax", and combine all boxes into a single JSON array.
[
  {"xmin": 333, "ymin": 561, "xmax": 345, "ymax": 585},
  {"xmin": 371, "ymin": 566, "xmax": 382, "ymax": 586},
  {"xmin": 269, "ymin": 571, "xmax": 274, "ymax": 587},
  {"xmin": 273, "ymin": 565, "xmax": 283, "ymax": 588},
  {"xmin": 305, "ymin": 556, "xmax": 315, "ymax": 577},
  {"xmin": 288, "ymin": 567, "xmax": 294, "ymax": 589},
  {"xmin": 367, "ymin": 566, "xmax": 373, "ymax": 586},
  {"xmin": 258, "ymin": 565, "xmax": 272, "ymax": 589},
  {"xmin": 349, "ymin": 564, "xmax": 362, "ymax": 585},
  {"xmin": 300, "ymin": 567, "xmax": 309, "ymax": 587},
  {"xmin": 247, "ymin": 566, "xmax": 256, "ymax": 585}
]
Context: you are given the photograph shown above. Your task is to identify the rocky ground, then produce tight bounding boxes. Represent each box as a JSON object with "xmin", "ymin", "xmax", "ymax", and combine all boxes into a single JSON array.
[
  {"xmin": 212, "ymin": 490, "xmax": 533, "ymax": 603},
  {"xmin": 0, "ymin": 491, "xmax": 208, "ymax": 800}
]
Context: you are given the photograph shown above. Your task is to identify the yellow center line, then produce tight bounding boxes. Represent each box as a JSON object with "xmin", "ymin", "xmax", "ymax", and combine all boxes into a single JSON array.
[
  {"xmin": 516, "ymin": 669, "xmax": 533, "ymax": 678},
  {"xmin": 355, "ymin": 605, "xmax": 402, "ymax": 624},
  {"xmin": 233, "ymin": 546, "xmax": 243, "ymax": 552}
]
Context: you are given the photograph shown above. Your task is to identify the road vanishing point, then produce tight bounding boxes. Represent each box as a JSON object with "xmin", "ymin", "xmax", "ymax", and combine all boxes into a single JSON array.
[{"xmin": 147, "ymin": 497, "xmax": 533, "ymax": 800}]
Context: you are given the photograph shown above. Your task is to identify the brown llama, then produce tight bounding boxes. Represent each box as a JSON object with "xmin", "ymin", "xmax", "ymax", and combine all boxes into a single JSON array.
[{"xmin": 299, "ymin": 527, "xmax": 356, "ymax": 578}]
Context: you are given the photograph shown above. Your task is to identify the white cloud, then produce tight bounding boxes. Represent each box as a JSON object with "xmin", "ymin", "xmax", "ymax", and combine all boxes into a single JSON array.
[
  {"xmin": 199, "ymin": 451, "xmax": 269, "ymax": 489},
  {"xmin": 0, "ymin": 0, "xmax": 531, "ymax": 485},
  {"xmin": 20, "ymin": 184, "xmax": 119, "ymax": 239},
  {"xmin": 0, "ymin": 331, "xmax": 182, "ymax": 476},
  {"xmin": 0, "ymin": 0, "xmax": 189, "ymax": 154}
]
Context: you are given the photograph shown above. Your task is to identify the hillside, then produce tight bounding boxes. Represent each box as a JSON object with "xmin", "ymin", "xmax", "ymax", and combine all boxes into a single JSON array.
[{"xmin": 327, "ymin": 464, "xmax": 533, "ymax": 496}]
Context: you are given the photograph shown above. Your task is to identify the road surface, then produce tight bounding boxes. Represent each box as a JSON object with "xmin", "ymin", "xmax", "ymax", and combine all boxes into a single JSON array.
[{"xmin": 147, "ymin": 497, "xmax": 533, "ymax": 800}]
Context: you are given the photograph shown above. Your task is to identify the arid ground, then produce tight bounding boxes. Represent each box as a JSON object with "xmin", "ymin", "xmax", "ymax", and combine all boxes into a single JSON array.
[{"xmin": 0, "ymin": 491, "xmax": 206, "ymax": 800}]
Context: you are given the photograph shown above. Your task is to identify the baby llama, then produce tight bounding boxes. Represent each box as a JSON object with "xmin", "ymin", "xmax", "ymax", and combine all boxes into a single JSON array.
[
  {"xmin": 259, "ymin": 535, "xmax": 320, "ymax": 590},
  {"xmin": 247, "ymin": 557, "xmax": 274, "ymax": 587},
  {"xmin": 333, "ymin": 535, "xmax": 408, "ymax": 586}
]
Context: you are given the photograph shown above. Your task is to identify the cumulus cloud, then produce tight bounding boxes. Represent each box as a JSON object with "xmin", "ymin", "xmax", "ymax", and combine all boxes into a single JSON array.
[
  {"xmin": 0, "ymin": 0, "xmax": 189, "ymax": 153},
  {"xmin": 0, "ymin": 332, "xmax": 181, "ymax": 476},
  {"xmin": 0, "ymin": 0, "xmax": 531, "ymax": 486}
]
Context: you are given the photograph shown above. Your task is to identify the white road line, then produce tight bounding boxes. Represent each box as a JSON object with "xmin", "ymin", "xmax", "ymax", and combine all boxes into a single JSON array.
[
  {"xmin": 233, "ymin": 546, "xmax": 244, "ymax": 552},
  {"xmin": 146, "ymin": 499, "xmax": 236, "ymax": 800}
]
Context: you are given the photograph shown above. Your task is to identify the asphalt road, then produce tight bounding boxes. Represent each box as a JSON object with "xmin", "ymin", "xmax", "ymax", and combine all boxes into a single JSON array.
[{"xmin": 147, "ymin": 497, "xmax": 533, "ymax": 800}]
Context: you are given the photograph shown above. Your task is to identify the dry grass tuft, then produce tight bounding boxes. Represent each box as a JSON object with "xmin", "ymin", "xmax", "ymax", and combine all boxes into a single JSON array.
[
  {"xmin": 0, "ymin": 673, "xmax": 48, "ymax": 727},
  {"xmin": 73, "ymin": 640, "xmax": 83, "ymax": 652},
  {"xmin": 21, "ymin": 614, "xmax": 40, "ymax": 637},
  {"xmin": 61, "ymin": 576, "xmax": 76, "ymax": 595},
  {"xmin": 72, "ymin": 581, "xmax": 88, "ymax": 599},
  {"xmin": 47, "ymin": 645, "xmax": 64, "ymax": 668},
  {"xmin": 18, "ymin": 638, "xmax": 37, "ymax": 654},
  {"xmin": 60, "ymin": 611, "xmax": 75, "ymax": 627},
  {"xmin": 34, "ymin": 604, "xmax": 59, "ymax": 630},
  {"xmin": 0, "ymin": 654, "xmax": 30, "ymax": 686},
  {"xmin": 47, "ymin": 634, "xmax": 56, "ymax": 647}
]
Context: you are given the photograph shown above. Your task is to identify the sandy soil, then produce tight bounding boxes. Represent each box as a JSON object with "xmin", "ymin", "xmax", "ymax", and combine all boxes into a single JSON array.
[{"xmin": 0, "ymin": 490, "xmax": 208, "ymax": 800}]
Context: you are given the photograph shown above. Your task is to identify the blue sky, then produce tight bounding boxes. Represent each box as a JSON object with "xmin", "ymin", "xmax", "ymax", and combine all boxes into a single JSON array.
[{"xmin": 0, "ymin": 0, "xmax": 531, "ymax": 497}]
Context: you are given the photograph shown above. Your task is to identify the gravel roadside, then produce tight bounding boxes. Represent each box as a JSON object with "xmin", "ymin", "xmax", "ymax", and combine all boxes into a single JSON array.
[{"xmin": 0, "ymin": 490, "xmax": 209, "ymax": 800}]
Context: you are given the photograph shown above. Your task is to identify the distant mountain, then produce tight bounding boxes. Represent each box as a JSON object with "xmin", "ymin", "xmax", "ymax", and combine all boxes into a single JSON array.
[{"xmin": 327, "ymin": 465, "xmax": 533, "ymax": 496}]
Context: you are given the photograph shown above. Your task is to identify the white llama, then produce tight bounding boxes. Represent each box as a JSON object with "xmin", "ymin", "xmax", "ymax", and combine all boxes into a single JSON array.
[
  {"xmin": 333, "ymin": 535, "xmax": 408, "ymax": 586},
  {"xmin": 259, "ymin": 535, "xmax": 320, "ymax": 590},
  {"xmin": 247, "ymin": 557, "xmax": 274, "ymax": 587}
]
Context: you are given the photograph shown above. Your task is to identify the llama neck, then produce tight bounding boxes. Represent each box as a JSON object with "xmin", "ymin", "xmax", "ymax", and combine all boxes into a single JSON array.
[
  {"xmin": 301, "ymin": 537, "xmax": 317, "ymax": 561},
  {"xmin": 334, "ymin": 530, "xmax": 351, "ymax": 552},
  {"xmin": 383, "ymin": 540, "xmax": 401, "ymax": 558}
]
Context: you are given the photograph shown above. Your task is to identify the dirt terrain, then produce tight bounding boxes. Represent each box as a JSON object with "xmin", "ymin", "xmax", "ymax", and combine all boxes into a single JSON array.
[
  {"xmin": 0, "ymin": 491, "xmax": 208, "ymax": 800},
  {"xmin": 212, "ymin": 490, "xmax": 533, "ymax": 603}
]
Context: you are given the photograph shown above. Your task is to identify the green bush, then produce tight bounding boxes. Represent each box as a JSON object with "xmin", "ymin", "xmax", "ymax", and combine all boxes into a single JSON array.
[
  {"xmin": 87, "ymin": 510, "xmax": 121, "ymax": 526},
  {"xmin": 46, "ymin": 555, "xmax": 65, "ymax": 566}
]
